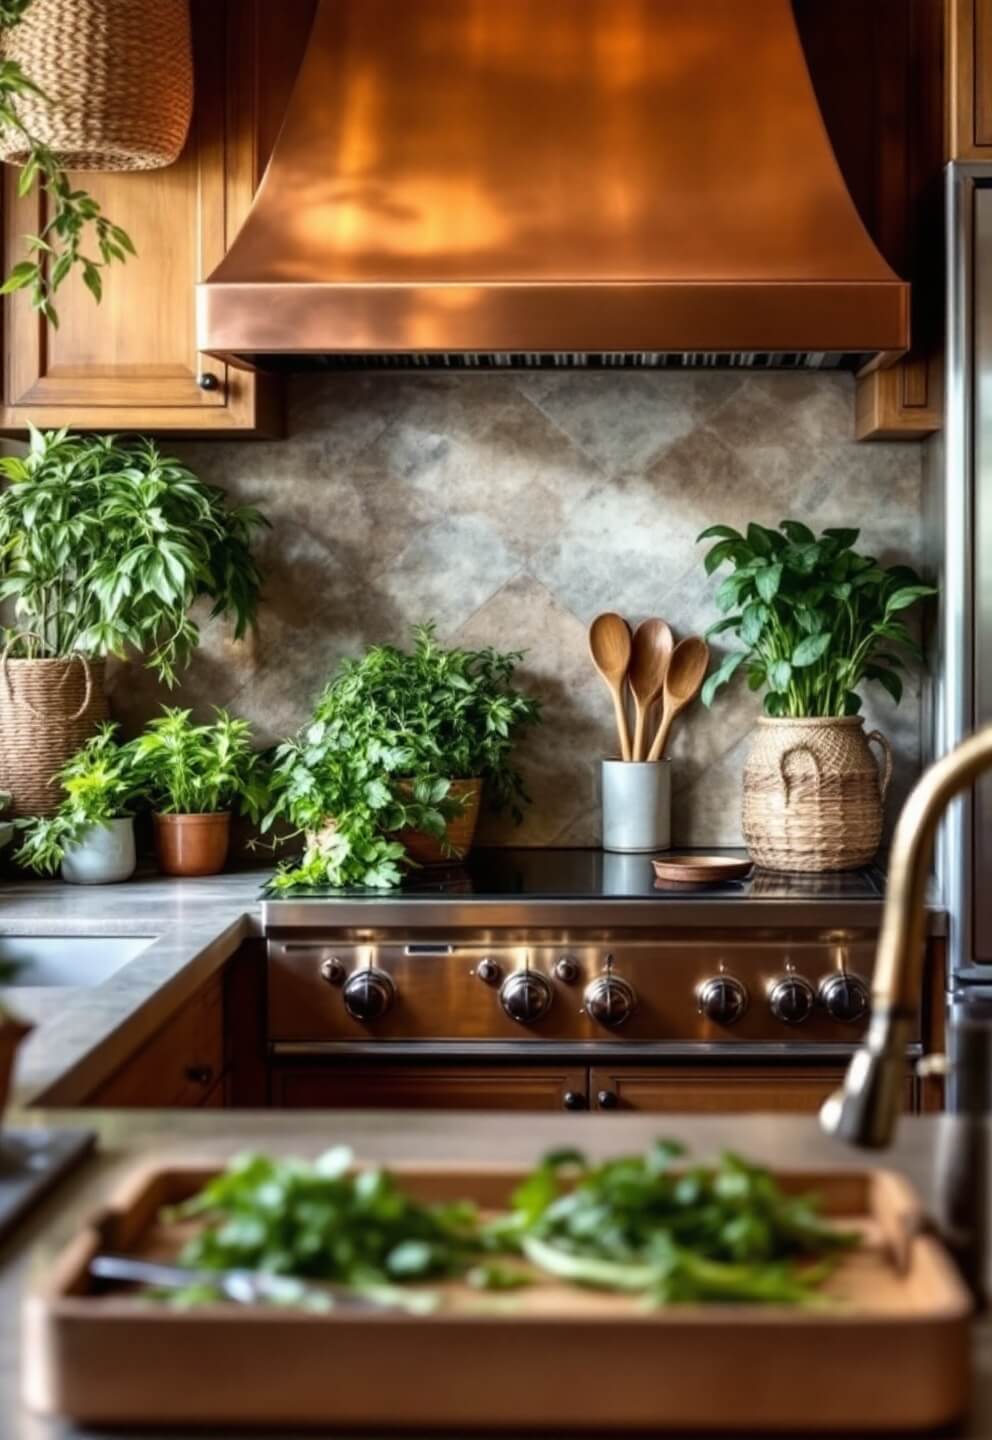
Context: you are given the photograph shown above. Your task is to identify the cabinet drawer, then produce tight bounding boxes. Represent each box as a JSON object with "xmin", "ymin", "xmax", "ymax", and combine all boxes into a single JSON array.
[
  {"xmin": 270, "ymin": 1064, "xmax": 588, "ymax": 1112},
  {"xmin": 590, "ymin": 1066, "xmax": 916, "ymax": 1115},
  {"xmin": 90, "ymin": 975, "xmax": 224, "ymax": 1108}
]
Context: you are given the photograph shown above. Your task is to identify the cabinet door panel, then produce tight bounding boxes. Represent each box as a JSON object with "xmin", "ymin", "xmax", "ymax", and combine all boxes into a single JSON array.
[
  {"xmin": 270, "ymin": 1065, "xmax": 588, "ymax": 1112},
  {"xmin": 0, "ymin": 0, "xmax": 303, "ymax": 435},
  {"xmin": 88, "ymin": 975, "xmax": 225, "ymax": 1108},
  {"xmin": 591, "ymin": 1066, "xmax": 916, "ymax": 1115}
]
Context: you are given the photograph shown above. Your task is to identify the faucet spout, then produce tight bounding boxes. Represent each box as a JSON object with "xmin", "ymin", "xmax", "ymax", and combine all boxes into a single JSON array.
[{"xmin": 821, "ymin": 723, "xmax": 992, "ymax": 1148}]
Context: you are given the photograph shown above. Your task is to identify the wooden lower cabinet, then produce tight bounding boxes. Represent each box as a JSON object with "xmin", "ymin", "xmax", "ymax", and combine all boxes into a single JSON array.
[
  {"xmin": 87, "ymin": 974, "xmax": 226, "ymax": 1108},
  {"xmin": 269, "ymin": 1064, "xmax": 589, "ymax": 1112},
  {"xmin": 267, "ymin": 1061, "xmax": 918, "ymax": 1115},
  {"xmin": 590, "ymin": 1066, "xmax": 917, "ymax": 1115}
]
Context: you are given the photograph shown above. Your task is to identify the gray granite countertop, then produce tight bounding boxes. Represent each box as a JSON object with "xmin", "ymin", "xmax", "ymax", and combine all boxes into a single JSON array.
[
  {"xmin": 0, "ymin": 1109, "xmax": 987, "ymax": 1438},
  {"xmin": 0, "ymin": 869, "xmax": 270, "ymax": 1107}
]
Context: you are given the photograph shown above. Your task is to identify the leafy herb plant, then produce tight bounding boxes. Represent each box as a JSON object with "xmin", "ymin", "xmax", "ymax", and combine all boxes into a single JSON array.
[
  {"xmin": 166, "ymin": 1146, "xmax": 480, "ymax": 1294},
  {"xmin": 14, "ymin": 723, "xmax": 143, "ymax": 874},
  {"xmin": 157, "ymin": 1141, "xmax": 854, "ymax": 1312},
  {"xmin": 0, "ymin": 426, "xmax": 268, "ymax": 684},
  {"xmin": 130, "ymin": 707, "xmax": 268, "ymax": 819},
  {"xmin": 488, "ymin": 1142, "xmax": 856, "ymax": 1306},
  {"xmin": 697, "ymin": 521, "xmax": 935, "ymax": 718},
  {"xmin": 262, "ymin": 623, "xmax": 541, "ymax": 890},
  {"xmin": 0, "ymin": 2, "xmax": 136, "ymax": 324}
]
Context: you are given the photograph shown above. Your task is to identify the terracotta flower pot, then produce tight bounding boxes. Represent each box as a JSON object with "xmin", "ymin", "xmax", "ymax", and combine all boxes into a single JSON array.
[
  {"xmin": 397, "ymin": 778, "xmax": 484, "ymax": 866},
  {"xmin": 153, "ymin": 812, "xmax": 231, "ymax": 877},
  {"xmin": 0, "ymin": 1013, "xmax": 32, "ymax": 1117},
  {"xmin": 742, "ymin": 716, "xmax": 893, "ymax": 873}
]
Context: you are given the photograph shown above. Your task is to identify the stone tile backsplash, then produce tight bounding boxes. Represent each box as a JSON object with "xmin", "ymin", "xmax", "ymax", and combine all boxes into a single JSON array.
[{"xmin": 111, "ymin": 371, "xmax": 924, "ymax": 847}]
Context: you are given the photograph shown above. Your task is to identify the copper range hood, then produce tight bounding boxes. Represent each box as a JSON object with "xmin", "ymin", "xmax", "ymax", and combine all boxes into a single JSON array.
[{"xmin": 198, "ymin": 0, "xmax": 909, "ymax": 371}]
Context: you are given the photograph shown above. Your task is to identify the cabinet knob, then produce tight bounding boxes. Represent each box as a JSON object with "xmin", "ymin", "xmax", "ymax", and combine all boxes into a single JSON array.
[
  {"xmin": 184, "ymin": 1064, "xmax": 214, "ymax": 1086},
  {"xmin": 198, "ymin": 372, "xmax": 221, "ymax": 392},
  {"xmin": 562, "ymin": 1090, "xmax": 588, "ymax": 1111},
  {"xmin": 596, "ymin": 1088, "xmax": 620, "ymax": 1110}
]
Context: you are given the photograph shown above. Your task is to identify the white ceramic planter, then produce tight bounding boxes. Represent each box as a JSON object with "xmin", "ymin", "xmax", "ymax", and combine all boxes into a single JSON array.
[{"xmin": 61, "ymin": 818, "xmax": 136, "ymax": 886}]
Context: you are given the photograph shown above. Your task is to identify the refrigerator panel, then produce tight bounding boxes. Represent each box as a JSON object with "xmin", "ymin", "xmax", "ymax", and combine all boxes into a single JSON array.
[{"xmin": 974, "ymin": 186, "xmax": 992, "ymax": 960}]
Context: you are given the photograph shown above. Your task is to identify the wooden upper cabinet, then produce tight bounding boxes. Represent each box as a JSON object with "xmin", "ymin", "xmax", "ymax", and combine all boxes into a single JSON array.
[
  {"xmin": 0, "ymin": 0, "xmax": 314, "ymax": 437},
  {"xmin": 949, "ymin": 0, "xmax": 992, "ymax": 156}
]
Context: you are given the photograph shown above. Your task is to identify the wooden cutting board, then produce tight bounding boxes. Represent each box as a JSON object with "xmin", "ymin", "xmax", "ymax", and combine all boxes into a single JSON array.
[{"xmin": 23, "ymin": 1161, "xmax": 972, "ymax": 1432}]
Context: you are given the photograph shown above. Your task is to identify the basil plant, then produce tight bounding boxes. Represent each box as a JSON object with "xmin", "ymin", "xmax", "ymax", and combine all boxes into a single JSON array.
[
  {"xmin": 0, "ymin": 426, "xmax": 268, "ymax": 684},
  {"xmin": 698, "ymin": 521, "xmax": 935, "ymax": 718}
]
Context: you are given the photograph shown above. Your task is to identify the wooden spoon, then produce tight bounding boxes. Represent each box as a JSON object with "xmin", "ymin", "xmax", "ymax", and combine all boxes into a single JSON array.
[
  {"xmin": 646, "ymin": 635, "xmax": 710, "ymax": 763},
  {"xmin": 628, "ymin": 618, "xmax": 674, "ymax": 761},
  {"xmin": 588, "ymin": 612, "xmax": 633, "ymax": 761}
]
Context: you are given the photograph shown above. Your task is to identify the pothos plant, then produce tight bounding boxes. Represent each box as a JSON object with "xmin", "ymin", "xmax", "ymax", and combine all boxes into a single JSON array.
[
  {"xmin": 697, "ymin": 521, "xmax": 935, "ymax": 718},
  {"xmin": 262, "ymin": 624, "xmax": 542, "ymax": 890},
  {"xmin": 0, "ymin": 426, "xmax": 268, "ymax": 684},
  {"xmin": 0, "ymin": 0, "xmax": 135, "ymax": 324}
]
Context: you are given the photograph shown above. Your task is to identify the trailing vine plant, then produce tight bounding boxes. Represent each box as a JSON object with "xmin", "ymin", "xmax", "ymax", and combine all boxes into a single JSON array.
[{"xmin": 0, "ymin": 0, "xmax": 135, "ymax": 324}]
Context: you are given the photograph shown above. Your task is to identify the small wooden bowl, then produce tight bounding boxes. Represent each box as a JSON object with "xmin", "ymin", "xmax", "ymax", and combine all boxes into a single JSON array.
[{"xmin": 651, "ymin": 855, "xmax": 753, "ymax": 887}]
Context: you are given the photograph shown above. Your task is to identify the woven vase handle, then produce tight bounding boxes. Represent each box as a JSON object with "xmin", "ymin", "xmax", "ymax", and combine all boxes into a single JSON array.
[
  {"xmin": 777, "ymin": 744, "xmax": 823, "ymax": 802},
  {"xmin": 866, "ymin": 730, "xmax": 893, "ymax": 801},
  {"xmin": 0, "ymin": 636, "xmax": 94, "ymax": 722}
]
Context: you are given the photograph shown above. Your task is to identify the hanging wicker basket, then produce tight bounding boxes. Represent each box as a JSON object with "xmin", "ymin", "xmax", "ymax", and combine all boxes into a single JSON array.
[
  {"xmin": 0, "ymin": 641, "xmax": 109, "ymax": 818},
  {"xmin": 742, "ymin": 716, "xmax": 893, "ymax": 873},
  {"xmin": 0, "ymin": 0, "xmax": 193, "ymax": 172}
]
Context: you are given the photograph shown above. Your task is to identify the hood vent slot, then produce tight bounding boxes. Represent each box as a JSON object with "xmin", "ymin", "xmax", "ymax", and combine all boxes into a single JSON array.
[{"xmin": 247, "ymin": 351, "xmax": 861, "ymax": 374}]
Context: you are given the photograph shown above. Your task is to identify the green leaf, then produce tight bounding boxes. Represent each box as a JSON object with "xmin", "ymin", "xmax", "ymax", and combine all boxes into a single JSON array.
[
  {"xmin": 739, "ymin": 602, "xmax": 769, "ymax": 647},
  {"xmin": 0, "ymin": 259, "xmax": 36, "ymax": 293},
  {"xmin": 755, "ymin": 564, "xmax": 783, "ymax": 603},
  {"xmin": 866, "ymin": 666, "xmax": 903, "ymax": 705},
  {"xmin": 700, "ymin": 650, "xmax": 744, "ymax": 708},
  {"xmin": 746, "ymin": 523, "xmax": 774, "ymax": 556},
  {"xmin": 779, "ymin": 520, "xmax": 816, "ymax": 545},
  {"xmin": 769, "ymin": 659, "xmax": 793, "ymax": 692},
  {"xmin": 81, "ymin": 263, "xmax": 102, "ymax": 303},
  {"xmin": 697, "ymin": 525, "xmax": 743, "ymax": 543},
  {"xmin": 885, "ymin": 585, "xmax": 935, "ymax": 614},
  {"xmin": 791, "ymin": 633, "xmax": 832, "ymax": 668},
  {"xmin": 822, "ymin": 528, "xmax": 860, "ymax": 551}
]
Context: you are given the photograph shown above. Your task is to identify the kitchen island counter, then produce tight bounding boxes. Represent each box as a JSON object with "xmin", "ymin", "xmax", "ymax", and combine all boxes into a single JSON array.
[
  {"xmin": 0, "ymin": 869, "xmax": 271, "ymax": 1107},
  {"xmin": 0, "ymin": 1108, "xmax": 989, "ymax": 1438}
]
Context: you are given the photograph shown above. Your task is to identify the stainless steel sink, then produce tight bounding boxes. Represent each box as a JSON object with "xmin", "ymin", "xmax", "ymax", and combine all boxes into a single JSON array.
[{"xmin": 0, "ymin": 935, "xmax": 152, "ymax": 988}]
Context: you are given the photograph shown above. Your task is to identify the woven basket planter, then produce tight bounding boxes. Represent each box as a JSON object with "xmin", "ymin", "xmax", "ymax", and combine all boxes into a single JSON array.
[
  {"xmin": 742, "ymin": 717, "xmax": 893, "ymax": 873},
  {"xmin": 396, "ymin": 778, "xmax": 483, "ymax": 865},
  {"xmin": 0, "ymin": 0, "xmax": 193, "ymax": 171},
  {"xmin": 0, "ymin": 651, "xmax": 108, "ymax": 818}
]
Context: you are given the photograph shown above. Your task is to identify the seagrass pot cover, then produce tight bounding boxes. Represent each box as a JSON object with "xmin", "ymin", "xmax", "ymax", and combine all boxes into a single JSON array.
[
  {"xmin": 0, "ymin": 651, "xmax": 108, "ymax": 818},
  {"xmin": 742, "ymin": 716, "xmax": 893, "ymax": 873},
  {"xmin": 0, "ymin": 0, "xmax": 193, "ymax": 171}
]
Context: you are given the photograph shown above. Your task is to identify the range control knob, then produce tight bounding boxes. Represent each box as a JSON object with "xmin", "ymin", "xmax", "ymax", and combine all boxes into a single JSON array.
[
  {"xmin": 476, "ymin": 957, "xmax": 502, "ymax": 986},
  {"xmin": 819, "ymin": 972, "xmax": 870, "ymax": 1025},
  {"xmin": 697, "ymin": 975, "xmax": 749, "ymax": 1027},
  {"xmin": 584, "ymin": 973, "xmax": 637, "ymax": 1029},
  {"xmin": 768, "ymin": 974, "xmax": 816, "ymax": 1026},
  {"xmin": 500, "ymin": 970, "xmax": 554, "ymax": 1025},
  {"xmin": 319, "ymin": 956, "xmax": 346, "ymax": 987},
  {"xmin": 555, "ymin": 955, "xmax": 581, "ymax": 985},
  {"xmin": 343, "ymin": 967, "xmax": 395, "ymax": 1023}
]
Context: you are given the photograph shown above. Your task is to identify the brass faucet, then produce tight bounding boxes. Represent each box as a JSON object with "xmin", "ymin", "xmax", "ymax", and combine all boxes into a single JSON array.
[{"xmin": 821, "ymin": 724, "xmax": 992, "ymax": 1149}]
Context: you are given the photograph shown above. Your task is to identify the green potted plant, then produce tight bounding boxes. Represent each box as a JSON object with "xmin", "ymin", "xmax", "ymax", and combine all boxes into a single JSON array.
[
  {"xmin": 0, "ymin": 425, "xmax": 267, "ymax": 817},
  {"xmin": 14, "ymin": 723, "xmax": 143, "ymax": 883},
  {"xmin": 698, "ymin": 520, "xmax": 935, "ymax": 873},
  {"xmin": 130, "ymin": 707, "xmax": 268, "ymax": 878},
  {"xmin": 263, "ymin": 623, "xmax": 541, "ymax": 890}
]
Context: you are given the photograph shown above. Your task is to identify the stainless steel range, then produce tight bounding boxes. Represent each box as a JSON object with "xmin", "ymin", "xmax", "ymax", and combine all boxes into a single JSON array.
[{"xmin": 263, "ymin": 850, "xmax": 901, "ymax": 1067}]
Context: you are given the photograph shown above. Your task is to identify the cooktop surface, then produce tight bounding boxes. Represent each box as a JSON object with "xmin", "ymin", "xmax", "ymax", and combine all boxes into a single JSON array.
[{"xmin": 266, "ymin": 848, "xmax": 886, "ymax": 902}]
